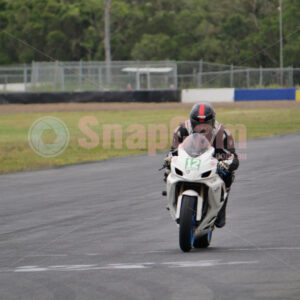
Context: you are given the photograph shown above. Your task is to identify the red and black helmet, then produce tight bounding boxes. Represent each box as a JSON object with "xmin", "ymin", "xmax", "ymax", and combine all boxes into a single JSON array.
[{"xmin": 190, "ymin": 102, "xmax": 216, "ymax": 131}]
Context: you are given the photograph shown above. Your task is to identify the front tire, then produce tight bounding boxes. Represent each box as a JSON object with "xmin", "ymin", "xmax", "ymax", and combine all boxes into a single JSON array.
[{"xmin": 179, "ymin": 195, "xmax": 196, "ymax": 252}]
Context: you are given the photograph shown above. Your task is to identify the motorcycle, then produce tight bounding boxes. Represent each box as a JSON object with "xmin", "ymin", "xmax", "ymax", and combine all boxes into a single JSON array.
[{"xmin": 164, "ymin": 133, "xmax": 228, "ymax": 252}]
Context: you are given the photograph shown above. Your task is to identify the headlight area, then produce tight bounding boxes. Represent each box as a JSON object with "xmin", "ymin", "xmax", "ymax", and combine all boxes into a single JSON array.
[
  {"xmin": 174, "ymin": 167, "xmax": 212, "ymax": 178},
  {"xmin": 201, "ymin": 170, "xmax": 212, "ymax": 178},
  {"xmin": 175, "ymin": 168, "xmax": 183, "ymax": 176}
]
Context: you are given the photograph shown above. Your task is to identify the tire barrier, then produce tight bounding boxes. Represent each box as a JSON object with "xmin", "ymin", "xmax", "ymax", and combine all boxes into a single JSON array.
[
  {"xmin": 0, "ymin": 88, "xmax": 298, "ymax": 104},
  {"xmin": 0, "ymin": 90, "xmax": 181, "ymax": 104}
]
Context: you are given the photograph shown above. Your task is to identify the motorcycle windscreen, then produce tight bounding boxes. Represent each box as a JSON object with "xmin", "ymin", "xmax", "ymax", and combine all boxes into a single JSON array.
[{"xmin": 181, "ymin": 133, "xmax": 210, "ymax": 158}]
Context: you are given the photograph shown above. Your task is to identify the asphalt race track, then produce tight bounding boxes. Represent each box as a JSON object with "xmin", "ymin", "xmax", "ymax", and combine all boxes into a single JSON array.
[{"xmin": 0, "ymin": 133, "xmax": 299, "ymax": 300}]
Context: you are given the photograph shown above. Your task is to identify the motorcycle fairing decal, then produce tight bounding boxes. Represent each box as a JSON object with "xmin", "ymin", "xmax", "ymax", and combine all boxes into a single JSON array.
[{"xmin": 185, "ymin": 158, "xmax": 201, "ymax": 171}]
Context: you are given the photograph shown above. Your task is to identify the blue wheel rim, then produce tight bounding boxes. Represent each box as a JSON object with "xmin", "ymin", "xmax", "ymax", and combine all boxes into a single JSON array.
[
  {"xmin": 190, "ymin": 215, "xmax": 195, "ymax": 245},
  {"xmin": 207, "ymin": 231, "xmax": 211, "ymax": 242}
]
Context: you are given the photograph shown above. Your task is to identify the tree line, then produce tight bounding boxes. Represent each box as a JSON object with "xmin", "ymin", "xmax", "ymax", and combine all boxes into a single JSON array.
[{"xmin": 0, "ymin": 0, "xmax": 299, "ymax": 67}]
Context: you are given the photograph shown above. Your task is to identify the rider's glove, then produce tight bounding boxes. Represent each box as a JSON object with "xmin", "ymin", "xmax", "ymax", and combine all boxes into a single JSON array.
[
  {"xmin": 164, "ymin": 152, "xmax": 173, "ymax": 169},
  {"xmin": 163, "ymin": 168, "xmax": 171, "ymax": 182},
  {"xmin": 218, "ymin": 161, "xmax": 229, "ymax": 175},
  {"xmin": 162, "ymin": 152, "xmax": 173, "ymax": 182}
]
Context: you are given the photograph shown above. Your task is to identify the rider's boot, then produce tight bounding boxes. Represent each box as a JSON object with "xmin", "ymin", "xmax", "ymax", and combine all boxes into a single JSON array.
[{"xmin": 215, "ymin": 193, "xmax": 229, "ymax": 228}]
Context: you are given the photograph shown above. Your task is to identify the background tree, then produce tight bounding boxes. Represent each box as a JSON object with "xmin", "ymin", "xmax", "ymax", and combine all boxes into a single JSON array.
[{"xmin": 0, "ymin": 0, "xmax": 299, "ymax": 67}]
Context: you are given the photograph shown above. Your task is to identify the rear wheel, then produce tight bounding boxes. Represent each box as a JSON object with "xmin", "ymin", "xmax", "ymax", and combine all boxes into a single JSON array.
[
  {"xmin": 193, "ymin": 231, "xmax": 212, "ymax": 248},
  {"xmin": 179, "ymin": 195, "xmax": 196, "ymax": 252}
]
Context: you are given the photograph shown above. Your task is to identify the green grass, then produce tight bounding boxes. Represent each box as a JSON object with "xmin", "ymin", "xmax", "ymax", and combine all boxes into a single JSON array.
[{"xmin": 1, "ymin": 106, "xmax": 300, "ymax": 174}]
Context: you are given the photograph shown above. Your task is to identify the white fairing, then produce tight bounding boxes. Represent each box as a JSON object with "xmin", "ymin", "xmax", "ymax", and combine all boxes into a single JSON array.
[{"xmin": 166, "ymin": 139, "xmax": 227, "ymax": 238}]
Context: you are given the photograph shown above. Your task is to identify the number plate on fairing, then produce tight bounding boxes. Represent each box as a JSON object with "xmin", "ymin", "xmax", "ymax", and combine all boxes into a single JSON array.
[{"xmin": 185, "ymin": 158, "xmax": 201, "ymax": 171}]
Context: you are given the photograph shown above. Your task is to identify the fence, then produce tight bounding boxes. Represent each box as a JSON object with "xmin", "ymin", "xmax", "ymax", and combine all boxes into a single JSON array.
[{"xmin": 0, "ymin": 61, "xmax": 299, "ymax": 92}]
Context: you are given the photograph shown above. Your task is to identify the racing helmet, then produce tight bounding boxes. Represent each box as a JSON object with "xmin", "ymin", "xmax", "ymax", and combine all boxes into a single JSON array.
[{"xmin": 190, "ymin": 102, "xmax": 216, "ymax": 132}]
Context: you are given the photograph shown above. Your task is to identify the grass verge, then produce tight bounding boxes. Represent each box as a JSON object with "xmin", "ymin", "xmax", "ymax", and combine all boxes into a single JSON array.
[{"xmin": 0, "ymin": 104, "xmax": 300, "ymax": 174}]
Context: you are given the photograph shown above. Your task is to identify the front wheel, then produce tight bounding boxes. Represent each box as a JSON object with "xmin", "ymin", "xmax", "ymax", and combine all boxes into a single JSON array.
[
  {"xmin": 179, "ymin": 195, "xmax": 196, "ymax": 252},
  {"xmin": 193, "ymin": 231, "xmax": 212, "ymax": 248}
]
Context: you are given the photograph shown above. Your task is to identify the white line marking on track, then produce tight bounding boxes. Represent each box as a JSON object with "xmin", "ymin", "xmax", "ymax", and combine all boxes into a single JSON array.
[
  {"xmin": 15, "ymin": 266, "xmax": 48, "ymax": 272},
  {"xmin": 4, "ymin": 246, "xmax": 300, "ymax": 261},
  {"xmin": 163, "ymin": 260, "xmax": 220, "ymax": 268},
  {"xmin": 27, "ymin": 254, "xmax": 68, "ymax": 257},
  {"xmin": 163, "ymin": 260, "xmax": 258, "ymax": 268},
  {"xmin": 1, "ymin": 260, "xmax": 259, "ymax": 273},
  {"xmin": 102, "ymin": 264, "xmax": 149, "ymax": 270}
]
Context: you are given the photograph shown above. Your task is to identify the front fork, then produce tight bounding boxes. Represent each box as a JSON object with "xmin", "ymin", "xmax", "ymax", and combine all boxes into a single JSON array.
[{"xmin": 176, "ymin": 187, "xmax": 204, "ymax": 223}]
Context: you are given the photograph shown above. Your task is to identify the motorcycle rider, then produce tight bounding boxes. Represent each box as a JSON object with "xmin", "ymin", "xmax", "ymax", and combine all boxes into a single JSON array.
[{"xmin": 163, "ymin": 102, "xmax": 239, "ymax": 228}]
